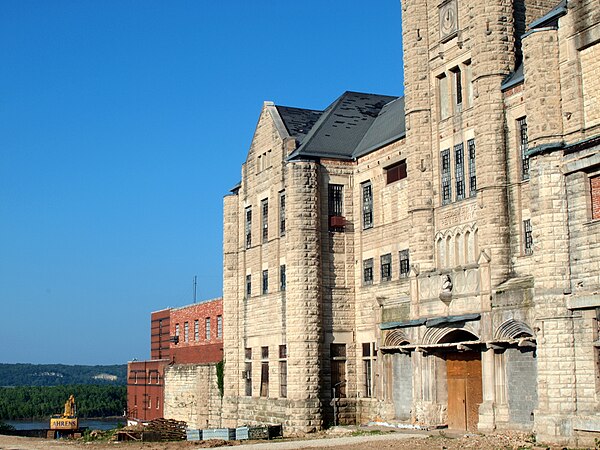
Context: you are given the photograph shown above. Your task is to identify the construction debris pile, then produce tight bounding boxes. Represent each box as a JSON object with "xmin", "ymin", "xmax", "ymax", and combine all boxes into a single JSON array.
[{"xmin": 116, "ymin": 419, "xmax": 187, "ymax": 442}]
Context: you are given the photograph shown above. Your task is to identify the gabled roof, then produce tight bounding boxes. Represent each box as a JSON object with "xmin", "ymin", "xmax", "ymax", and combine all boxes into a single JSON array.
[
  {"xmin": 353, "ymin": 97, "xmax": 406, "ymax": 158},
  {"xmin": 288, "ymin": 91, "xmax": 398, "ymax": 161},
  {"xmin": 275, "ymin": 105, "xmax": 322, "ymax": 143}
]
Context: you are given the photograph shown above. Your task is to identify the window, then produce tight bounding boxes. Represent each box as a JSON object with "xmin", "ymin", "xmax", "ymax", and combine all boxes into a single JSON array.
[
  {"xmin": 245, "ymin": 348, "xmax": 252, "ymax": 396},
  {"xmin": 184, "ymin": 322, "xmax": 189, "ymax": 343},
  {"xmin": 441, "ymin": 149, "xmax": 451, "ymax": 205},
  {"xmin": 279, "ymin": 345, "xmax": 287, "ymax": 398},
  {"xmin": 523, "ymin": 219, "xmax": 533, "ymax": 255},
  {"xmin": 381, "ymin": 253, "xmax": 392, "ymax": 282},
  {"xmin": 262, "ymin": 269, "xmax": 269, "ymax": 295},
  {"xmin": 454, "ymin": 143, "xmax": 465, "ymax": 200},
  {"xmin": 205, "ymin": 317, "xmax": 211, "ymax": 340},
  {"xmin": 518, "ymin": 117, "xmax": 529, "ymax": 180},
  {"xmin": 468, "ymin": 139, "xmax": 476, "ymax": 197},
  {"xmin": 261, "ymin": 198, "xmax": 268, "ymax": 243},
  {"xmin": 328, "ymin": 184, "xmax": 344, "ymax": 231},
  {"xmin": 156, "ymin": 397, "xmax": 159, "ymax": 410},
  {"xmin": 175, "ymin": 323, "xmax": 180, "ymax": 337},
  {"xmin": 451, "ymin": 66, "xmax": 462, "ymax": 108},
  {"xmin": 260, "ymin": 346, "xmax": 269, "ymax": 397},
  {"xmin": 362, "ymin": 181, "xmax": 373, "ymax": 229},
  {"xmin": 362, "ymin": 343, "xmax": 377, "ymax": 398},
  {"xmin": 363, "ymin": 258, "xmax": 373, "ymax": 285},
  {"xmin": 385, "ymin": 160, "xmax": 407, "ymax": 184},
  {"xmin": 330, "ymin": 344, "xmax": 347, "ymax": 398},
  {"xmin": 280, "ymin": 264, "xmax": 286, "ymax": 291},
  {"xmin": 245, "ymin": 274, "xmax": 252, "ymax": 298},
  {"xmin": 148, "ymin": 397, "xmax": 151, "ymax": 409},
  {"xmin": 439, "ymin": 73, "xmax": 450, "ymax": 120},
  {"xmin": 279, "ymin": 192, "xmax": 286, "ymax": 236},
  {"xmin": 194, "ymin": 320, "xmax": 199, "ymax": 341},
  {"xmin": 245, "ymin": 207, "xmax": 252, "ymax": 249},
  {"xmin": 399, "ymin": 249, "xmax": 410, "ymax": 277},
  {"xmin": 592, "ymin": 175, "xmax": 600, "ymax": 220},
  {"xmin": 217, "ymin": 315, "xmax": 222, "ymax": 339}
]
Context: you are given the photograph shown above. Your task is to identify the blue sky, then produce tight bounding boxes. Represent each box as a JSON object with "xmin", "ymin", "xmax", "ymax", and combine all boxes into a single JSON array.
[{"xmin": 0, "ymin": 1, "xmax": 404, "ymax": 365}]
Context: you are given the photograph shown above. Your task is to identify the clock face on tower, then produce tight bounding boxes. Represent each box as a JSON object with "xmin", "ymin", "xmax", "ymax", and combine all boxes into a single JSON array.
[{"xmin": 439, "ymin": 0, "xmax": 458, "ymax": 41}]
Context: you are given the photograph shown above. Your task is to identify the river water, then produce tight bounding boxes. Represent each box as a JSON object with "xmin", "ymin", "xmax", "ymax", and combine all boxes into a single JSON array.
[{"xmin": 5, "ymin": 418, "xmax": 125, "ymax": 430}]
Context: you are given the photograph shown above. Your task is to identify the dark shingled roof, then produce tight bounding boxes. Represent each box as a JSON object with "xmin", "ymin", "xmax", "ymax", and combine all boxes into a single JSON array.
[
  {"xmin": 353, "ymin": 97, "xmax": 406, "ymax": 158},
  {"xmin": 288, "ymin": 91, "xmax": 398, "ymax": 161},
  {"xmin": 275, "ymin": 105, "xmax": 323, "ymax": 143}
]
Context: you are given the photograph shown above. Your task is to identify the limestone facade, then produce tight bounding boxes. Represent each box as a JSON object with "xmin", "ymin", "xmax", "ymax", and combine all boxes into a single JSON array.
[{"xmin": 222, "ymin": 0, "xmax": 600, "ymax": 445}]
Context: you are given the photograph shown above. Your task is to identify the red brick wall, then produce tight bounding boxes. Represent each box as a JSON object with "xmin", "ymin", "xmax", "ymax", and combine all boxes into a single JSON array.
[
  {"xmin": 170, "ymin": 298, "xmax": 223, "ymax": 364},
  {"xmin": 151, "ymin": 309, "xmax": 171, "ymax": 360},
  {"xmin": 592, "ymin": 175, "xmax": 600, "ymax": 220},
  {"xmin": 127, "ymin": 360, "xmax": 168, "ymax": 422}
]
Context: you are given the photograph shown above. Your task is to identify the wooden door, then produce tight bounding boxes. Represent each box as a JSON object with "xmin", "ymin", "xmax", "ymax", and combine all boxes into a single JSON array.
[{"xmin": 446, "ymin": 352, "xmax": 482, "ymax": 431}]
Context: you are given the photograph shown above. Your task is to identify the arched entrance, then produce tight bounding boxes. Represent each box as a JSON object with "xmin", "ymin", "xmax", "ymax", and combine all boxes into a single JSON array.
[{"xmin": 440, "ymin": 330, "xmax": 482, "ymax": 431}]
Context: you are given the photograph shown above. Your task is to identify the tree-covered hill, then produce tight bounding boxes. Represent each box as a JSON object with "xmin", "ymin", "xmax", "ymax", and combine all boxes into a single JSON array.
[
  {"xmin": 0, "ymin": 385, "xmax": 126, "ymax": 420},
  {"xmin": 0, "ymin": 364, "xmax": 126, "ymax": 387}
]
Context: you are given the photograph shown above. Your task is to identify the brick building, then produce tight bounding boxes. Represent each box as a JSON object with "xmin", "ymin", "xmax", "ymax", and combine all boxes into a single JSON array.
[
  {"xmin": 222, "ymin": 0, "xmax": 600, "ymax": 445},
  {"xmin": 127, "ymin": 298, "xmax": 223, "ymax": 423}
]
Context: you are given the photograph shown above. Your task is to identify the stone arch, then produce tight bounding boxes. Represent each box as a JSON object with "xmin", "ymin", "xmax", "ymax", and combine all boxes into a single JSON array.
[
  {"xmin": 494, "ymin": 319, "xmax": 535, "ymax": 340},
  {"xmin": 384, "ymin": 329, "xmax": 411, "ymax": 347},
  {"xmin": 422, "ymin": 325, "xmax": 480, "ymax": 345}
]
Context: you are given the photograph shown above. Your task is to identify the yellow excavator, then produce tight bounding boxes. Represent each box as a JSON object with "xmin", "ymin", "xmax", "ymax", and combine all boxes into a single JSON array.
[{"xmin": 49, "ymin": 395, "xmax": 79, "ymax": 438}]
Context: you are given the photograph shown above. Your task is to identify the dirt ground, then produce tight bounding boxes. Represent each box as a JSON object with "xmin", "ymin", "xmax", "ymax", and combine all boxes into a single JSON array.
[{"xmin": 0, "ymin": 428, "xmax": 579, "ymax": 450}]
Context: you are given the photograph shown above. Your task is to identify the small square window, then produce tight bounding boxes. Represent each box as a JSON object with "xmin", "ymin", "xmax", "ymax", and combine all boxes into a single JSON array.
[{"xmin": 385, "ymin": 160, "xmax": 407, "ymax": 184}]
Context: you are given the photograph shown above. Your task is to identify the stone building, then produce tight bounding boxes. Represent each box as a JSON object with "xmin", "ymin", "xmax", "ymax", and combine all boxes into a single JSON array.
[
  {"xmin": 127, "ymin": 298, "xmax": 223, "ymax": 424},
  {"xmin": 222, "ymin": 0, "xmax": 600, "ymax": 445}
]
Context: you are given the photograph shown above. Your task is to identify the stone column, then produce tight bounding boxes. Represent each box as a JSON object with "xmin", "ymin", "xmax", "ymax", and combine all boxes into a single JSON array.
[
  {"xmin": 401, "ymin": 0, "xmax": 435, "ymax": 276},
  {"xmin": 478, "ymin": 347, "xmax": 497, "ymax": 431},
  {"xmin": 469, "ymin": 0, "xmax": 515, "ymax": 288},
  {"xmin": 222, "ymin": 193, "xmax": 240, "ymax": 427},
  {"xmin": 285, "ymin": 160, "xmax": 323, "ymax": 433}
]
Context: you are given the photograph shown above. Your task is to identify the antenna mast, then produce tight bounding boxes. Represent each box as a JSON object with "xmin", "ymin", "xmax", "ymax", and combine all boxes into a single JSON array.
[{"xmin": 193, "ymin": 275, "xmax": 197, "ymax": 303}]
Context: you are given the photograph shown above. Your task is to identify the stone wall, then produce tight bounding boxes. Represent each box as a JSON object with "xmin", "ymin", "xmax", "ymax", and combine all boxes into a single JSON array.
[{"xmin": 163, "ymin": 364, "xmax": 222, "ymax": 430}]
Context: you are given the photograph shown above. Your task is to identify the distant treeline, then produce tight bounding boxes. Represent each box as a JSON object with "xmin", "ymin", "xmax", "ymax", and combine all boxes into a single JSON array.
[
  {"xmin": 0, "ymin": 364, "xmax": 126, "ymax": 387},
  {"xmin": 0, "ymin": 385, "xmax": 126, "ymax": 420}
]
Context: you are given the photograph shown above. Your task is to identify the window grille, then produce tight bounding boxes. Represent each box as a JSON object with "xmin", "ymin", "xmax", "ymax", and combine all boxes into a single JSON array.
[
  {"xmin": 399, "ymin": 249, "xmax": 410, "ymax": 276},
  {"xmin": 245, "ymin": 274, "xmax": 251, "ymax": 298},
  {"xmin": 328, "ymin": 184, "xmax": 344, "ymax": 231},
  {"xmin": 280, "ymin": 264, "xmax": 286, "ymax": 291},
  {"xmin": 245, "ymin": 207, "xmax": 252, "ymax": 248},
  {"xmin": 194, "ymin": 320, "xmax": 199, "ymax": 341},
  {"xmin": 261, "ymin": 198, "xmax": 268, "ymax": 243},
  {"xmin": 217, "ymin": 316, "xmax": 222, "ymax": 339},
  {"xmin": 184, "ymin": 322, "xmax": 189, "ymax": 343},
  {"xmin": 362, "ymin": 181, "xmax": 373, "ymax": 229},
  {"xmin": 205, "ymin": 317, "xmax": 211, "ymax": 340},
  {"xmin": 279, "ymin": 192, "xmax": 286, "ymax": 236},
  {"xmin": 441, "ymin": 149, "xmax": 451, "ymax": 205},
  {"xmin": 518, "ymin": 117, "xmax": 529, "ymax": 180},
  {"xmin": 468, "ymin": 139, "xmax": 476, "ymax": 197},
  {"xmin": 363, "ymin": 258, "xmax": 373, "ymax": 285},
  {"xmin": 524, "ymin": 219, "xmax": 533, "ymax": 255},
  {"xmin": 330, "ymin": 344, "xmax": 346, "ymax": 398},
  {"xmin": 279, "ymin": 345, "xmax": 287, "ymax": 398},
  {"xmin": 262, "ymin": 269, "xmax": 268, "ymax": 295},
  {"xmin": 455, "ymin": 143, "xmax": 465, "ymax": 200},
  {"xmin": 381, "ymin": 253, "xmax": 392, "ymax": 282}
]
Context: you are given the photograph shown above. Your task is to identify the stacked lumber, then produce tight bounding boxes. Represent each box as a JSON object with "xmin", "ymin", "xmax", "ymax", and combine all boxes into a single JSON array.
[{"xmin": 145, "ymin": 418, "xmax": 187, "ymax": 441}]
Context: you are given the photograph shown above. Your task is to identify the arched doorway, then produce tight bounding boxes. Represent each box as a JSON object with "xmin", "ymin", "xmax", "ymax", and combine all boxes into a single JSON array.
[{"xmin": 439, "ymin": 330, "xmax": 482, "ymax": 431}]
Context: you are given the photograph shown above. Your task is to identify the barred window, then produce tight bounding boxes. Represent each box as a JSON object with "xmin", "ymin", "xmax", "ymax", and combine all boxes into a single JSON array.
[
  {"xmin": 260, "ymin": 347, "xmax": 269, "ymax": 397},
  {"xmin": 262, "ymin": 269, "xmax": 269, "ymax": 295},
  {"xmin": 184, "ymin": 322, "xmax": 189, "ymax": 343},
  {"xmin": 363, "ymin": 258, "xmax": 373, "ymax": 285},
  {"xmin": 362, "ymin": 181, "xmax": 373, "ymax": 229},
  {"xmin": 328, "ymin": 184, "xmax": 343, "ymax": 216},
  {"xmin": 280, "ymin": 264, "xmax": 286, "ymax": 291},
  {"xmin": 399, "ymin": 249, "xmax": 410, "ymax": 276},
  {"xmin": 441, "ymin": 149, "xmax": 451, "ymax": 205},
  {"xmin": 455, "ymin": 143, "xmax": 465, "ymax": 200},
  {"xmin": 362, "ymin": 343, "xmax": 377, "ymax": 398},
  {"xmin": 279, "ymin": 345, "xmax": 287, "ymax": 398},
  {"xmin": 279, "ymin": 192, "xmax": 286, "ymax": 236},
  {"xmin": 381, "ymin": 253, "xmax": 392, "ymax": 282},
  {"xmin": 523, "ymin": 219, "xmax": 533, "ymax": 255},
  {"xmin": 205, "ymin": 317, "xmax": 211, "ymax": 340},
  {"xmin": 468, "ymin": 139, "xmax": 476, "ymax": 197},
  {"xmin": 246, "ymin": 274, "xmax": 251, "ymax": 298},
  {"xmin": 194, "ymin": 320, "xmax": 199, "ymax": 341},
  {"xmin": 261, "ymin": 198, "xmax": 268, "ymax": 243},
  {"xmin": 244, "ymin": 348, "xmax": 252, "ymax": 397},
  {"xmin": 330, "ymin": 344, "xmax": 346, "ymax": 398},
  {"xmin": 217, "ymin": 315, "xmax": 222, "ymax": 339},
  {"xmin": 245, "ymin": 207, "xmax": 252, "ymax": 249},
  {"xmin": 518, "ymin": 117, "xmax": 529, "ymax": 180},
  {"xmin": 451, "ymin": 66, "xmax": 462, "ymax": 108}
]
